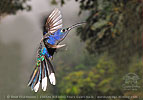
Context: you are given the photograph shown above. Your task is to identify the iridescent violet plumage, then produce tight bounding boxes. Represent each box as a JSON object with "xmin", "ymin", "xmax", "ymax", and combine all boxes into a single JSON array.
[{"xmin": 46, "ymin": 29, "xmax": 68, "ymax": 45}]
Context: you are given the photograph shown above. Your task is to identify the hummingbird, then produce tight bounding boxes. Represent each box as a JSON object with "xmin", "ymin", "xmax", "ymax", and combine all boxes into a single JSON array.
[{"xmin": 28, "ymin": 8, "xmax": 85, "ymax": 92}]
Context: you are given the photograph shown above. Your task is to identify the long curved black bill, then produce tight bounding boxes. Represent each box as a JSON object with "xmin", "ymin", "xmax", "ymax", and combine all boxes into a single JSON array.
[{"xmin": 68, "ymin": 22, "xmax": 86, "ymax": 30}]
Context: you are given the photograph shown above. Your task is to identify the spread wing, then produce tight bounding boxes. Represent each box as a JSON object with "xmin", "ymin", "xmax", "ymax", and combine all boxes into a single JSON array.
[{"xmin": 44, "ymin": 8, "xmax": 63, "ymax": 36}]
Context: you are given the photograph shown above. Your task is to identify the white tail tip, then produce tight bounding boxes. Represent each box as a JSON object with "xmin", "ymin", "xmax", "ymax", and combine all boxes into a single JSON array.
[
  {"xmin": 49, "ymin": 73, "xmax": 56, "ymax": 85},
  {"xmin": 34, "ymin": 81, "xmax": 40, "ymax": 92},
  {"xmin": 42, "ymin": 77, "xmax": 47, "ymax": 91}
]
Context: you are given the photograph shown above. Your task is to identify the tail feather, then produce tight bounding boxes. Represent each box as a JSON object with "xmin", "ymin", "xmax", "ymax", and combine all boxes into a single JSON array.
[
  {"xmin": 28, "ymin": 62, "xmax": 46, "ymax": 92},
  {"xmin": 28, "ymin": 67, "xmax": 38, "ymax": 86},
  {"xmin": 31, "ymin": 69, "xmax": 39, "ymax": 90},
  {"xmin": 33, "ymin": 81, "xmax": 40, "ymax": 92},
  {"xmin": 39, "ymin": 63, "xmax": 42, "ymax": 82},
  {"xmin": 42, "ymin": 60, "xmax": 48, "ymax": 91},
  {"xmin": 33, "ymin": 63, "xmax": 42, "ymax": 92},
  {"xmin": 33, "ymin": 68, "xmax": 40, "ymax": 89},
  {"xmin": 45, "ymin": 55, "xmax": 56, "ymax": 85},
  {"xmin": 43, "ymin": 59, "xmax": 48, "ymax": 76},
  {"xmin": 28, "ymin": 55, "xmax": 56, "ymax": 92},
  {"xmin": 41, "ymin": 61, "xmax": 45, "ymax": 79},
  {"xmin": 45, "ymin": 55, "xmax": 55, "ymax": 73}
]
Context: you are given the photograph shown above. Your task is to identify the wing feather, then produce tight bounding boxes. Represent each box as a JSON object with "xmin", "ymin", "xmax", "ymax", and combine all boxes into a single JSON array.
[
  {"xmin": 45, "ymin": 8, "xmax": 62, "ymax": 35},
  {"xmin": 51, "ymin": 24, "xmax": 62, "ymax": 30},
  {"xmin": 50, "ymin": 12, "xmax": 61, "ymax": 24},
  {"xmin": 50, "ymin": 20, "xmax": 62, "ymax": 28}
]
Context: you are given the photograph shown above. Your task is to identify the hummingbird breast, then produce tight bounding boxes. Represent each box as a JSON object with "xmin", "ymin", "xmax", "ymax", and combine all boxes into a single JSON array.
[{"xmin": 46, "ymin": 29, "xmax": 66, "ymax": 45}]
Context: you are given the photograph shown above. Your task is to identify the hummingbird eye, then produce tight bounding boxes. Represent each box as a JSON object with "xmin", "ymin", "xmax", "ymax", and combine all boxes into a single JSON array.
[{"xmin": 61, "ymin": 29, "xmax": 65, "ymax": 32}]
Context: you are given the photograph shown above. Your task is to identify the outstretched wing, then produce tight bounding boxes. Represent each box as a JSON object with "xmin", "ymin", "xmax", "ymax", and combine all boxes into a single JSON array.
[{"xmin": 44, "ymin": 8, "xmax": 63, "ymax": 36}]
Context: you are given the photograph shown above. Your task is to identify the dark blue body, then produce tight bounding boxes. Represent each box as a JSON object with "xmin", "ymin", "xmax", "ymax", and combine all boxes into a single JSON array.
[
  {"xmin": 46, "ymin": 29, "xmax": 67, "ymax": 45},
  {"xmin": 41, "ymin": 47, "xmax": 51, "ymax": 58},
  {"xmin": 38, "ymin": 28, "xmax": 68, "ymax": 61},
  {"xmin": 39, "ymin": 28, "xmax": 68, "ymax": 59}
]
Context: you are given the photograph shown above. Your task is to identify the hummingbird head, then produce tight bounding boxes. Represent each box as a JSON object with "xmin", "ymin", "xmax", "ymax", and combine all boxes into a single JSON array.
[
  {"xmin": 56, "ymin": 22, "xmax": 86, "ymax": 43},
  {"xmin": 60, "ymin": 22, "xmax": 86, "ymax": 34}
]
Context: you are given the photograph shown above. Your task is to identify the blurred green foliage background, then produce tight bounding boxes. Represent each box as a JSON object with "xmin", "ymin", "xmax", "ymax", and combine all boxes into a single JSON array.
[{"xmin": 0, "ymin": 0, "xmax": 143, "ymax": 100}]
